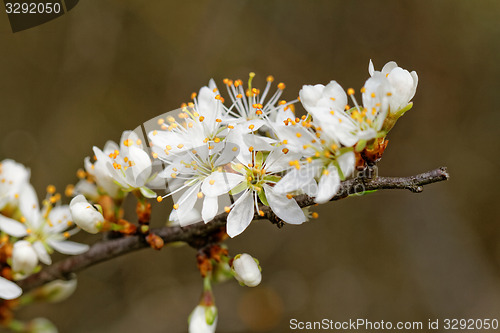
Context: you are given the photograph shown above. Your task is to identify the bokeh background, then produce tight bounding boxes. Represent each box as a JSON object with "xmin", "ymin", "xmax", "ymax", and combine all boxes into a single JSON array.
[{"xmin": 1, "ymin": 0, "xmax": 500, "ymax": 332}]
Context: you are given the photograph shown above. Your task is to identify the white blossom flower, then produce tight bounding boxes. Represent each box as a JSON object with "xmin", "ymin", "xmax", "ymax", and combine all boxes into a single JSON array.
[
  {"xmin": 12, "ymin": 240, "xmax": 39, "ymax": 278},
  {"xmin": 221, "ymin": 74, "xmax": 294, "ymax": 132},
  {"xmin": 189, "ymin": 304, "xmax": 217, "ymax": 333},
  {"xmin": 103, "ymin": 131, "xmax": 157, "ymax": 198},
  {"xmin": 204, "ymin": 148, "xmax": 306, "ymax": 237},
  {"xmin": 69, "ymin": 195, "xmax": 104, "ymax": 234},
  {"xmin": 15, "ymin": 186, "xmax": 89, "ymax": 265},
  {"xmin": 367, "ymin": 60, "xmax": 418, "ymax": 117},
  {"xmin": 273, "ymin": 113, "xmax": 356, "ymax": 204},
  {"xmin": 0, "ymin": 276, "xmax": 22, "ymax": 300},
  {"xmin": 0, "ymin": 159, "xmax": 30, "ymax": 212},
  {"xmin": 231, "ymin": 253, "xmax": 262, "ymax": 287},
  {"xmin": 82, "ymin": 140, "xmax": 122, "ymax": 199},
  {"xmin": 157, "ymin": 141, "xmax": 240, "ymax": 226}
]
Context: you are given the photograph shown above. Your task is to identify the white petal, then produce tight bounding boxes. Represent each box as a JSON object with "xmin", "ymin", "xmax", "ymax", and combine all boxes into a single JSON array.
[
  {"xmin": 48, "ymin": 240, "xmax": 89, "ymax": 255},
  {"xmin": 0, "ymin": 215, "xmax": 27, "ymax": 237},
  {"xmin": 33, "ymin": 241, "xmax": 52, "ymax": 265},
  {"xmin": 337, "ymin": 151, "xmax": 355, "ymax": 180},
  {"xmin": 201, "ymin": 172, "xmax": 244, "ymax": 197},
  {"xmin": 273, "ymin": 164, "xmax": 317, "ymax": 195},
  {"xmin": 19, "ymin": 184, "xmax": 40, "ymax": 227},
  {"xmin": 202, "ymin": 195, "xmax": 218, "ymax": 223},
  {"xmin": 124, "ymin": 146, "xmax": 152, "ymax": 188},
  {"xmin": 299, "ymin": 84, "xmax": 325, "ymax": 109},
  {"xmin": 264, "ymin": 185, "xmax": 305, "ymax": 225},
  {"xmin": 368, "ymin": 59, "xmax": 374, "ymax": 76},
  {"xmin": 214, "ymin": 143, "xmax": 239, "ymax": 167},
  {"xmin": 175, "ymin": 183, "xmax": 201, "ymax": 227},
  {"xmin": 0, "ymin": 277, "xmax": 22, "ymax": 300},
  {"xmin": 315, "ymin": 165, "xmax": 341, "ymax": 204},
  {"xmin": 226, "ymin": 190, "xmax": 254, "ymax": 238}
]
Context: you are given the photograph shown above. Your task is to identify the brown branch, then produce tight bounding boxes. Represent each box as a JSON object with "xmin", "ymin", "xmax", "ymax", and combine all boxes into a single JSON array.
[{"xmin": 17, "ymin": 167, "xmax": 449, "ymax": 292}]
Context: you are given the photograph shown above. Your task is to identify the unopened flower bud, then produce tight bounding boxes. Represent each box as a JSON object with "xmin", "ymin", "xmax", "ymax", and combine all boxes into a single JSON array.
[
  {"xmin": 231, "ymin": 253, "xmax": 262, "ymax": 287},
  {"xmin": 188, "ymin": 304, "xmax": 217, "ymax": 333},
  {"xmin": 36, "ymin": 279, "xmax": 77, "ymax": 303},
  {"xmin": 12, "ymin": 240, "xmax": 38, "ymax": 277},
  {"xmin": 69, "ymin": 195, "xmax": 104, "ymax": 234},
  {"xmin": 27, "ymin": 317, "xmax": 58, "ymax": 333}
]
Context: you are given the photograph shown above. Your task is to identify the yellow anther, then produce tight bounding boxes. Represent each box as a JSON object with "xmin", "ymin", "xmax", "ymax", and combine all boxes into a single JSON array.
[
  {"xmin": 76, "ymin": 169, "xmax": 86, "ymax": 179},
  {"xmin": 173, "ymin": 204, "xmax": 179, "ymax": 210},
  {"xmin": 296, "ymin": 132, "xmax": 302, "ymax": 138},
  {"xmin": 157, "ymin": 196, "xmax": 163, "ymax": 202},
  {"xmin": 347, "ymin": 88, "xmax": 355, "ymax": 96},
  {"xmin": 65, "ymin": 184, "xmax": 74, "ymax": 197},
  {"xmin": 171, "ymin": 173, "xmax": 177, "ymax": 178},
  {"xmin": 20, "ymin": 216, "xmax": 26, "ymax": 223},
  {"xmin": 323, "ymin": 169, "xmax": 330, "ymax": 175},
  {"xmin": 199, "ymin": 116, "xmax": 205, "ymax": 122},
  {"xmin": 209, "ymin": 179, "xmax": 215, "ymax": 185},
  {"xmin": 228, "ymin": 125, "xmax": 234, "ymax": 129},
  {"xmin": 360, "ymin": 87, "xmax": 366, "ymax": 93},
  {"xmin": 306, "ymin": 157, "xmax": 312, "ymax": 163},
  {"xmin": 191, "ymin": 92, "xmax": 197, "ymax": 99},
  {"xmin": 266, "ymin": 75, "xmax": 274, "ymax": 82},
  {"xmin": 166, "ymin": 145, "xmax": 172, "ymax": 150},
  {"xmin": 312, "ymin": 212, "xmax": 319, "ymax": 219},
  {"xmin": 157, "ymin": 118, "xmax": 165, "ymax": 125},
  {"xmin": 236, "ymin": 93, "xmax": 243, "ymax": 98},
  {"xmin": 224, "ymin": 206, "xmax": 231, "ymax": 213},
  {"xmin": 324, "ymin": 151, "xmax": 331, "ymax": 158},
  {"xmin": 278, "ymin": 82, "xmax": 286, "ymax": 90},
  {"xmin": 371, "ymin": 92, "xmax": 376, "ymax": 98},
  {"xmin": 330, "ymin": 144, "xmax": 338, "ymax": 151},
  {"xmin": 215, "ymin": 118, "xmax": 222, "ymax": 123},
  {"xmin": 46, "ymin": 185, "xmax": 56, "ymax": 194},
  {"xmin": 286, "ymin": 194, "xmax": 293, "ymax": 200},
  {"xmin": 249, "ymin": 146, "xmax": 254, "ymax": 152},
  {"xmin": 197, "ymin": 192, "xmax": 204, "ymax": 199},
  {"xmin": 177, "ymin": 144, "xmax": 184, "ymax": 149},
  {"xmin": 152, "ymin": 153, "xmax": 158, "ymax": 159},
  {"xmin": 63, "ymin": 232, "xmax": 70, "ymax": 238},
  {"xmin": 386, "ymin": 92, "xmax": 392, "ymax": 96},
  {"xmin": 249, "ymin": 124, "xmax": 255, "ymax": 130},
  {"xmin": 232, "ymin": 147, "xmax": 238, "ymax": 151},
  {"xmin": 258, "ymin": 210, "xmax": 265, "ymax": 216},
  {"xmin": 283, "ymin": 140, "xmax": 288, "ymax": 144},
  {"xmin": 153, "ymin": 130, "xmax": 158, "ymax": 136},
  {"xmin": 282, "ymin": 148, "xmax": 289, "ymax": 154}
]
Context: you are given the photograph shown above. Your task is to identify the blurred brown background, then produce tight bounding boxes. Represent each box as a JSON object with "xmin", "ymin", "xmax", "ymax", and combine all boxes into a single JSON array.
[{"xmin": 1, "ymin": 0, "xmax": 500, "ymax": 332}]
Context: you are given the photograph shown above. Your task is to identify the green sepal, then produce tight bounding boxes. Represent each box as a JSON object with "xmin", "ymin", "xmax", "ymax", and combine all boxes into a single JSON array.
[
  {"xmin": 355, "ymin": 140, "xmax": 367, "ymax": 152},
  {"xmin": 139, "ymin": 186, "xmax": 157, "ymax": 199},
  {"xmin": 257, "ymin": 189, "xmax": 269, "ymax": 206},
  {"xmin": 255, "ymin": 151, "xmax": 264, "ymax": 168},
  {"xmin": 229, "ymin": 182, "xmax": 247, "ymax": 195}
]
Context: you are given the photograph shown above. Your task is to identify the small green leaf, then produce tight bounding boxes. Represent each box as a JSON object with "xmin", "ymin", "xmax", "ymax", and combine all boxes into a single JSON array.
[{"xmin": 258, "ymin": 189, "xmax": 269, "ymax": 206}]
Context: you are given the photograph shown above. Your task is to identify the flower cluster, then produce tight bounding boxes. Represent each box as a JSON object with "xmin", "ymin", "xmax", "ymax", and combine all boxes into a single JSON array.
[
  {"xmin": 0, "ymin": 160, "xmax": 88, "ymax": 302},
  {"xmin": 0, "ymin": 60, "xmax": 417, "ymax": 332},
  {"xmin": 143, "ymin": 60, "xmax": 416, "ymax": 238}
]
